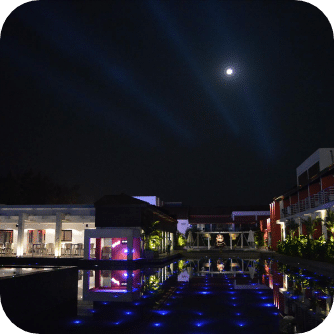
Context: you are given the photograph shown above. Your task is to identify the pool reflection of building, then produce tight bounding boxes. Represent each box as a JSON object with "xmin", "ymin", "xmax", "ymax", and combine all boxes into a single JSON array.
[
  {"xmin": 184, "ymin": 257, "xmax": 332, "ymax": 332},
  {"xmin": 262, "ymin": 260, "xmax": 332, "ymax": 332},
  {"xmin": 79, "ymin": 262, "xmax": 175, "ymax": 302}
]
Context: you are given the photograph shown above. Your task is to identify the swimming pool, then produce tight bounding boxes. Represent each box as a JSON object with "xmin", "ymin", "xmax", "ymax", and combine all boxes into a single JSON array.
[
  {"xmin": 1, "ymin": 256, "xmax": 333, "ymax": 333},
  {"xmin": 60, "ymin": 256, "xmax": 333, "ymax": 333}
]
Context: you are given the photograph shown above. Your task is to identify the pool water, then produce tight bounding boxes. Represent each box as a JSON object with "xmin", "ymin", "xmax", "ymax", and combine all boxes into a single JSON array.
[
  {"xmin": 56, "ymin": 257, "xmax": 333, "ymax": 334},
  {"xmin": 3, "ymin": 258, "xmax": 329, "ymax": 333}
]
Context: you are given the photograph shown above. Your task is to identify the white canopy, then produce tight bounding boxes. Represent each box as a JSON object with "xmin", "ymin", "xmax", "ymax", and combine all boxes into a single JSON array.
[{"xmin": 247, "ymin": 230, "xmax": 255, "ymax": 243}]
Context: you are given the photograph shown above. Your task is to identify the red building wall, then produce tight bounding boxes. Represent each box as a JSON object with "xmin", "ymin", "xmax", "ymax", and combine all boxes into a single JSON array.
[
  {"xmin": 313, "ymin": 221, "xmax": 322, "ymax": 240},
  {"xmin": 283, "ymin": 198, "xmax": 290, "ymax": 208},
  {"xmin": 321, "ymin": 174, "xmax": 334, "ymax": 190},
  {"xmin": 298, "ymin": 189, "xmax": 308, "ymax": 201},
  {"xmin": 290, "ymin": 194, "xmax": 298, "ymax": 205},
  {"xmin": 309, "ymin": 182, "xmax": 321, "ymax": 196},
  {"xmin": 260, "ymin": 220, "xmax": 266, "ymax": 232}
]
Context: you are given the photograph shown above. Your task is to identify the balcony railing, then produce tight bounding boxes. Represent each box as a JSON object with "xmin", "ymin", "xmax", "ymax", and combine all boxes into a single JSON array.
[{"xmin": 281, "ymin": 186, "xmax": 334, "ymax": 218}]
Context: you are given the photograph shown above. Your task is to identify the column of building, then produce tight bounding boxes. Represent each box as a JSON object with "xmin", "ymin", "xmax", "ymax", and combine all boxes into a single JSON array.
[
  {"xmin": 55, "ymin": 212, "xmax": 64, "ymax": 257},
  {"xmin": 16, "ymin": 213, "xmax": 28, "ymax": 257}
]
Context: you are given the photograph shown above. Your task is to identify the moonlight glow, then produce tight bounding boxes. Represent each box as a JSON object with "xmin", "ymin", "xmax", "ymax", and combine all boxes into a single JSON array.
[{"xmin": 226, "ymin": 68, "xmax": 233, "ymax": 76}]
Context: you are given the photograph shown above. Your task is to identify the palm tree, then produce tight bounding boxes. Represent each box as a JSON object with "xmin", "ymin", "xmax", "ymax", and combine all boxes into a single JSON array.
[
  {"xmin": 301, "ymin": 216, "xmax": 322, "ymax": 239},
  {"xmin": 285, "ymin": 218, "xmax": 299, "ymax": 237},
  {"xmin": 324, "ymin": 209, "xmax": 334, "ymax": 240},
  {"xmin": 142, "ymin": 220, "xmax": 162, "ymax": 251}
]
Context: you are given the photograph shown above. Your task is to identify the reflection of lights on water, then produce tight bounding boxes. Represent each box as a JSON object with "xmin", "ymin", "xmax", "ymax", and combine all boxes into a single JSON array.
[
  {"xmin": 237, "ymin": 322, "xmax": 246, "ymax": 327},
  {"xmin": 155, "ymin": 310, "xmax": 169, "ymax": 315},
  {"xmin": 195, "ymin": 322, "xmax": 205, "ymax": 327},
  {"xmin": 73, "ymin": 320, "xmax": 82, "ymax": 324}
]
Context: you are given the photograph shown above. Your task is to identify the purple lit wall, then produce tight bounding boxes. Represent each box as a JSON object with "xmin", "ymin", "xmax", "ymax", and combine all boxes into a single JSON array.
[
  {"xmin": 133, "ymin": 238, "xmax": 141, "ymax": 259},
  {"xmin": 111, "ymin": 238, "xmax": 128, "ymax": 260}
]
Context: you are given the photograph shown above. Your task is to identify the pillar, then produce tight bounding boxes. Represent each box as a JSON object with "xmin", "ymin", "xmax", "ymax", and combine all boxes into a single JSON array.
[
  {"xmin": 95, "ymin": 270, "xmax": 101, "ymax": 289},
  {"xmin": 320, "ymin": 210, "xmax": 328, "ymax": 240},
  {"xmin": 17, "ymin": 213, "xmax": 28, "ymax": 257},
  {"xmin": 55, "ymin": 212, "xmax": 64, "ymax": 257},
  {"xmin": 84, "ymin": 230, "xmax": 91, "ymax": 259},
  {"xmin": 127, "ymin": 235, "xmax": 133, "ymax": 261},
  {"xmin": 241, "ymin": 232, "xmax": 243, "ymax": 248},
  {"xmin": 83, "ymin": 270, "xmax": 89, "ymax": 299},
  {"xmin": 95, "ymin": 238, "xmax": 102, "ymax": 260},
  {"xmin": 162, "ymin": 231, "xmax": 165, "ymax": 253},
  {"xmin": 230, "ymin": 234, "xmax": 232, "ymax": 250},
  {"xmin": 126, "ymin": 270, "xmax": 133, "ymax": 292}
]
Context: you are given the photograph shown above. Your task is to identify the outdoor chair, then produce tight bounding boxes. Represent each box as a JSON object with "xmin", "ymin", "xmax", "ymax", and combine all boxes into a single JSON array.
[
  {"xmin": 26, "ymin": 243, "xmax": 33, "ymax": 255},
  {"xmin": 40, "ymin": 243, "xmax": 47, "ymax": 255},
  {"xmin": 0, "ymin": 243, "xmax": 4, "ymax": 255},
  {"xmin": 5, "ymin": 242, "xmax": 13, "ymax": 255},
  {"xmin": 102, "ymin": 246, "xmax": 111, "ymax": 259},
  {"xmin": 46, "ymin": 243, "xmax": 54, "ymax": 255},
  {"xmin": 64, "ymin": 243, "xmax": 72, "ymax": 256},
  {"xmin": 76, "ymin": 243, "xmax": 84, "ymax": 256},
  {"xmin": 90, "ymin": 243, "xmax": 96, "ymax": 258}
]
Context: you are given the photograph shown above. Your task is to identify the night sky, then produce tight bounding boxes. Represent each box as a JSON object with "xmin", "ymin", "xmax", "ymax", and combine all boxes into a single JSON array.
[{"xmin": 0, "ymin": 1, "xmax": 333, "ymax": 206}]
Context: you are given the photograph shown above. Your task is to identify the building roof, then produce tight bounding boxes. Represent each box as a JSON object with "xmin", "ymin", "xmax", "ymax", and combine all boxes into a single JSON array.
[
  {"xmin": 188, "ymin": 205, "xmax": 269, "ymax": 215},
  {"xmin": 275, "ymin": 162, "xmax": 334, "ymax": 200},
  {"xmin": 94, "ymin": 194, "xmax": 150, "ymax": 207}
]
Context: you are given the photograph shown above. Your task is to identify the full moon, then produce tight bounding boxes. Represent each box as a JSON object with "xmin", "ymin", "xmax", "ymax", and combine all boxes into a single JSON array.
[{"xmin": 226, "ymin": 68, "xmax": 233, "ymax": 76}]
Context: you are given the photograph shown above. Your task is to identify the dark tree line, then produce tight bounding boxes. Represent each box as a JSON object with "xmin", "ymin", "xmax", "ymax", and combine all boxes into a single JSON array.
[{"xmin": 0, "ymin": 170, "xmax": 80, "ymax": 205}]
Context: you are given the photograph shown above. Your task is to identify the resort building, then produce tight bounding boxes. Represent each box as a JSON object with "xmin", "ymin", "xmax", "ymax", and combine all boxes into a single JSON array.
[
  {"xmin": 0, "ymin": 191, "xmax": 270, "ymax": 258},
  {"xmin": 0, "ymin": 194, "xmax": 176, "ymax": 259},
  {"xmin": 265, "ymin": 148, "xmax": 334, "ymax": 250}
]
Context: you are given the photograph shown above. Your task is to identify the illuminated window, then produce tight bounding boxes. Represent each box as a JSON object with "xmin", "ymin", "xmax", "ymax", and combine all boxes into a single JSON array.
[
  {"xmin": 61, "ymin": 230, "xmax": 72, "ymax": 242},
  {"xmin": 0, "ymin": 230, "xmax": 13, "ymax": 244},
  {"xmin": 28, "ymin": 230, "xmax": 45, "ymax": 244}
]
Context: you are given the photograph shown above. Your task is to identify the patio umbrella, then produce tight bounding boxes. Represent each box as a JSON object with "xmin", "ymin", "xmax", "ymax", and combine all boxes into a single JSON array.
[
  {"xmin": 248, "ymin": 266, "xmax": 256, "ymax": 279},
  {"xmin": 247, "ymin": 230, "xmax": 255, "ymax": 243}
]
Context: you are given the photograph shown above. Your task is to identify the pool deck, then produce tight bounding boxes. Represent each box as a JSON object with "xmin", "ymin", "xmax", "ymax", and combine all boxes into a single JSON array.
[{"xmin": 1, "ymin": 249, "xmax": 334, "ymax": 277}]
